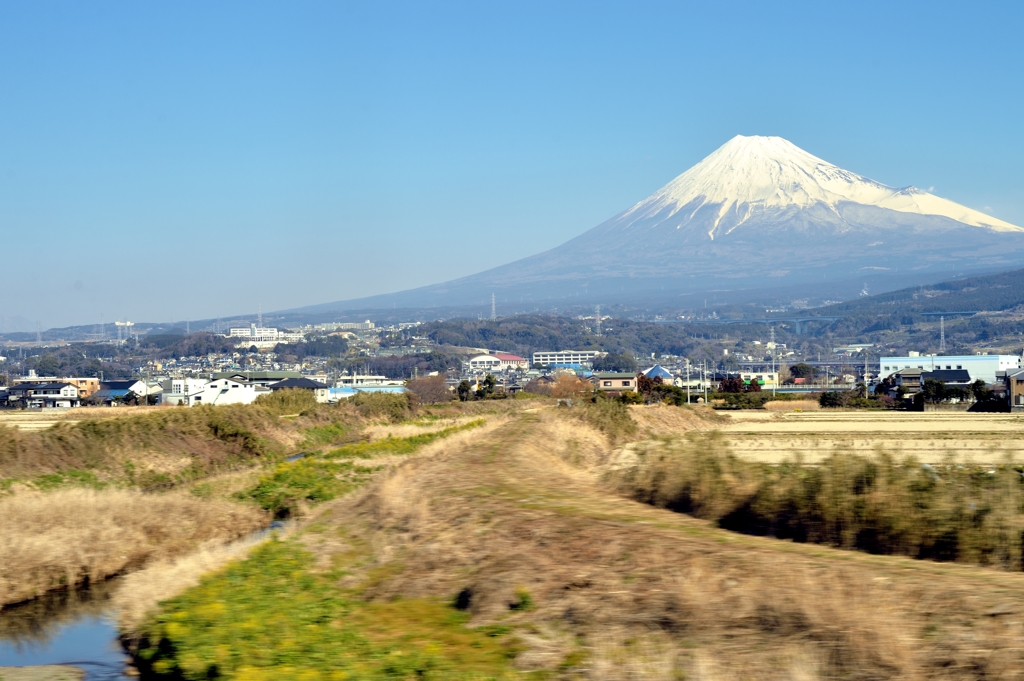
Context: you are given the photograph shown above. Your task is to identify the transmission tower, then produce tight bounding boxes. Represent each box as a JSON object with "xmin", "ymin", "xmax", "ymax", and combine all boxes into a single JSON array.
[
  {"xmin": 939, "ymin": 316, "xmax": 946, "ymax": 353},
  {"xmin": 491, "ymin": 293, "xmax": 496, "ymax": 321},
  {"xmin": 595, "ymin": 305, "xmax": 602, "ymax": 336}
]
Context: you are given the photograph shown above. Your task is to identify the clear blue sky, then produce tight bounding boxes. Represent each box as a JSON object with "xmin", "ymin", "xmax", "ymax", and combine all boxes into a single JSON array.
[{"xmin": 2, "ymin": 0, "xmax": 1022, "ymax": 329}]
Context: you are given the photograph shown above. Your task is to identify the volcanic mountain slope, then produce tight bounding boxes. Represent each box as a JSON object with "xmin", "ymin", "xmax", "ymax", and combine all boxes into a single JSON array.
[{"xmin": 299, "ymin": 135, "xmax": 1024, "ymax": 314}]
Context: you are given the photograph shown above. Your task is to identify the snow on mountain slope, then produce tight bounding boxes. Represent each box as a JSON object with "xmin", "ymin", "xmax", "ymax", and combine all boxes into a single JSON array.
[
  {"xmin": 620, "ymin": 135, "xmax": 1022, "ymax": 239},
  {"xmin": 294, "ymin": 134, "xmax": 1024, "ymax": 316}
]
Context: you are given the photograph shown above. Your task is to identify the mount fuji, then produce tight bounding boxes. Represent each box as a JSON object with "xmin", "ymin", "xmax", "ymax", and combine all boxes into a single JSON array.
[{"xmin": 300, "ymin": 135, "xmax": 1024, "ymax": 315}]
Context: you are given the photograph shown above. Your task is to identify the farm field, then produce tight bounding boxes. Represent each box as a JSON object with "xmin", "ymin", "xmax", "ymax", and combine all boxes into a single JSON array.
[
  {"xmin": 0, "ymin": 407, "xmax": 157, "ymax": 431},
  {"xmin": 716, "ymin": 410, "xmax": 1024, "ymax": 463}
]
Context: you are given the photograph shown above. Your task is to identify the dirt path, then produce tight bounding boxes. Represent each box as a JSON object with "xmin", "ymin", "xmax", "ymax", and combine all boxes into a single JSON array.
[{"xmin": 321, "ymin": 408, "xmax": 1024, "ymax": 679}]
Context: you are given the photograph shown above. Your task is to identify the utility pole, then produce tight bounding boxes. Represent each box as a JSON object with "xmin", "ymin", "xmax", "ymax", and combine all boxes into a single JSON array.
[
  {"xmin": 686, "ymin": 360, "xmax": 690, "ymax": 405},
  {"xmin": 702, "ymin": 360, "xmax": 708, "ymax": 403}
]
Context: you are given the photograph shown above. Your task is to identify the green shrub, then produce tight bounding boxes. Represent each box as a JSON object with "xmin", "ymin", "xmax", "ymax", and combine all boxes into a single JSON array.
[
  {"xmin": 574, "ymin": 399, "xmax": 638, "ymax": 443},
  {"xmin": 351, "ymin": 392, "xmax": 412, "ymax": 422},
  {"xmin": 243, "ymin": 458, "xmax": 375, "ymax": 517},
  {"xmin": 254, "ymin": 387, "xmax": 319, "ymax": 415}
]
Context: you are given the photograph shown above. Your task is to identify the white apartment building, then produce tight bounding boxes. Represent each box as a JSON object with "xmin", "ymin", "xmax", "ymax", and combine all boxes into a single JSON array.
[
  {"xmin": 161, "ymin": 377, "xmax": 213, "ymax": 405},
  {"xmin": 335, "ymin": 375, "xmax": 403, "ymax": 388},
  {"xmin": 227, "ymin": 324, "xmax": 305, "ymax": 349},
  {"xmin": 879, "ymin": 354, "xmax": 1021, "ymax": 384},
  {"xmin": 532, "ymin": 350, "xmax": 604, "ymax": 367},
  {"xmin": 187, "ymin": 377, "xmax": 268, "ymax": 406},
  {"xmin": 307, "ymin": 321, "xmax": 375, "ymax": 332}
]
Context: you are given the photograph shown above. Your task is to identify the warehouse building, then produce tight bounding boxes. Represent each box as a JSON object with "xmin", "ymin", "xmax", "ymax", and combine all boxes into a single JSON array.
[{"xmin": 879, "ymin": 354, "xmax": 1020, "ymax": 384}]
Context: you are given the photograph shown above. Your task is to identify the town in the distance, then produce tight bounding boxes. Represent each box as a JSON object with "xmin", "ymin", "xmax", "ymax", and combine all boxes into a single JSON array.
[{"xmin": 3, "ymin": 297, "xmax": 1023, "ymax": 412}]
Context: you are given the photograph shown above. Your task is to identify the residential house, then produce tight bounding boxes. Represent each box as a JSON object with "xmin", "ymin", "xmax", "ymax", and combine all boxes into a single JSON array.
[
  {"xmin": 269, "ymin": 377, "xmax": 331, "ymax": 403},
  {"xmin": 92, "ymin": 379, "xmax": 149, "ymax": 405},
  {"xmin": 591, "ymin": 372, "xmax": 638, "ymax": 394},
  {"xmin": 13, "ymin": 376, "xmax": 100, "ymax": 398},
  {"xmin": 1006, "ymin": 368, "xmax": 1024, "ymax": 412},
  {"xmin": 6, "ymin": 382, "xmax": 44, "ymax": 407},
  {"xmin": 920, "ymin": 369, "xmax": 973, "ymax": 390},
  {"xmin": 894, "ymin": 368, "xmax": 924, "ymax": 393},
  {"xmin": 187, "ymin": 377, "xmax": 269, "ymax": 406},
  {"xmin": 27, "ymin": 382, "xmax": 80, "ymax": 408}
]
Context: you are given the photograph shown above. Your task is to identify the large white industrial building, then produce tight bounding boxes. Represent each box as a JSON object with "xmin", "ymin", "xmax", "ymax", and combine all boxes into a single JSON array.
[
  {"xmin": 879, "ymin": 354, "xmax": 1021, "ymax": 384},
  {"xmin": 227, "ymin": 324, "xmax": 305, "ymax": 349},
  {"xmin": 532, "ymin": 350, "xmax": 604, "ymax": 367}
]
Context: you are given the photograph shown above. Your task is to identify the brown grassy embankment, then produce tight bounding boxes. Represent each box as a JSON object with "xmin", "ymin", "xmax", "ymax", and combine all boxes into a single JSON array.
[
  {"xmin": 115, "ymin": 413, "xmax": 513, "ymax": 636},
  {"xmin": 272, "ymin": 403, "xmax": 1024, "ymax": 679},
  {"xmin": 0, "ymin": 488, "xmax": 265, "ymax": 607},
  {"xmin": 0, "ymin": 390, "xmax": 361, "ymax": 489},
  {"xmin": 0, "ymin": 391, "xmax": 451, "ymax": 611}
]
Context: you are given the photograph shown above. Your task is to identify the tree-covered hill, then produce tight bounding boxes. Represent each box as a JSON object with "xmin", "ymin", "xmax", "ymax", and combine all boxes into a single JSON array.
[{"xmin": 811, "ymin": 268, "xmax": 1024, "ymax": 318}]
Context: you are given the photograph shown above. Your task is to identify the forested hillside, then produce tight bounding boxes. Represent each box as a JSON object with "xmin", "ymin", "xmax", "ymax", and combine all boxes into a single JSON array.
[{"xmin": 813, "ymin": 267, "xmax": 1024, "ymax": 317}]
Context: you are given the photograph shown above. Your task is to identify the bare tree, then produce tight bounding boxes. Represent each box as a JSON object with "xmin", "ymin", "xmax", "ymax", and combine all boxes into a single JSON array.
[{"xmin": 407, "ymin": 375, "xmax": 453, "ymax": 404}]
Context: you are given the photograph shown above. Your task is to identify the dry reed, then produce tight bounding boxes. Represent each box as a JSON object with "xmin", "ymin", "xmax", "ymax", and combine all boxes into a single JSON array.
[{"xmin": 0, "ymin": 488, "xmax": 265, "ymax": 607}]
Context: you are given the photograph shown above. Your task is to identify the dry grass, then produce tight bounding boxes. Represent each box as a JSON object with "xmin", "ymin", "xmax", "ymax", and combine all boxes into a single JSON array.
[
  {"xmin": 629, "ymin": 402, "xmax": 722, "ymax": 436},
  {"xmin": 113, "ymin": 526, "xmax": 287, "ymax": 631},
  {"xmin": 363, "ymin": 415, "xmax": 480, "ymax": 441},
  {"xmin": 300, "ymin": 405, "xmax": 1024, "ymax": 679},
  {"xmin": 0, "ymin": 391, "xmax": 364, "ymax": 487},
  {"xmin": 764, "ymin": 399, "xmax": 820, "ymax": 411},
  {"xmin": 0, "ymin": 488, "xmax": 265, "ymax": 607},
  {"xmin": 712, "ymin": 409, "xmax": 1024, "ymax": 463}
]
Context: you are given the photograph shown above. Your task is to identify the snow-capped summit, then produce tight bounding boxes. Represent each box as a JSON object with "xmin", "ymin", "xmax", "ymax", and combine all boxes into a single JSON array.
[
  {"xmin": 622, "ymin": 135, "xmax": 1021, "ymax": 239},
  {"xmin": 303, "ymin": 135, "xmax": 1024, "ymax": 315}
]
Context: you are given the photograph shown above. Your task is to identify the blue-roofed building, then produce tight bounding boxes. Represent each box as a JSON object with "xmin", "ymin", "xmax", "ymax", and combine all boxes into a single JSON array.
[{"xmin": 643, "ymin": 364, "xmax": 674, "ymax": 380}]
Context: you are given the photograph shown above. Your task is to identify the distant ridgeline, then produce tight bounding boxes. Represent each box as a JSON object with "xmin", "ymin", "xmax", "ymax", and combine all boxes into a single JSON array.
[{"xmin": 813, "ymin": 267, "xmax": 1024, "ymax": 317}]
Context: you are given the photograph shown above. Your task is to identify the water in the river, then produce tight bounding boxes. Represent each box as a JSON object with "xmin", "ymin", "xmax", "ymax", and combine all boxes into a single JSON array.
[
  {"xmin": 0, "ymin": 521, "xmax": 291, "ymax": 680},
  {"xmin": 0, "ymin": 581, "xmax": 133, "ymax": 680}
]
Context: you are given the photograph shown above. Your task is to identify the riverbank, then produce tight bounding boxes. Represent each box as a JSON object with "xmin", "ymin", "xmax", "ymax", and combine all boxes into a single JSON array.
[
  {"xmin": 131, "ymin": 402, "xmax": 1024, "ymax": 679},
  {"xmin": 0, "ymin": 488, "xmax": 265, "ymax": 607}
]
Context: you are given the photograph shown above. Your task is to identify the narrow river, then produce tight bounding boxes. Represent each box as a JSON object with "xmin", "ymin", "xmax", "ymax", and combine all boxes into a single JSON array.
[
  {"xmin": 0, "ymin": 520, "xmax": 291, "ymax": 680},
  {"xmin": 0, "ymin": 579, "xmax": 133, "ymax": 680}
]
